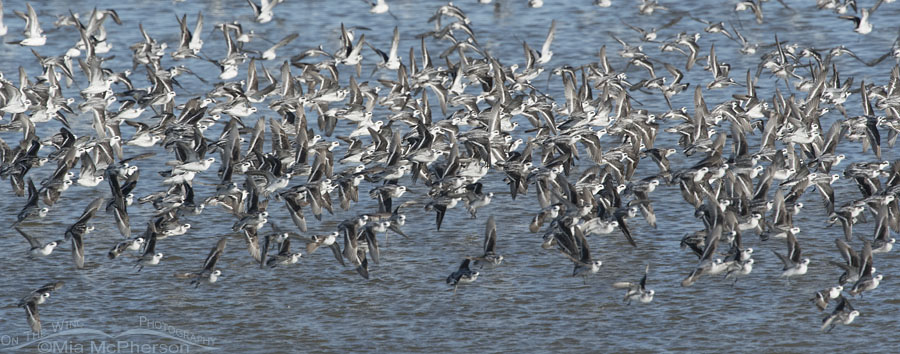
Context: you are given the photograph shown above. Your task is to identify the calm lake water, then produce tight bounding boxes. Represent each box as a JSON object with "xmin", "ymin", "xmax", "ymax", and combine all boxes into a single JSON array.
[{"xmin": 1, "ymin": 0, "xmax": 899, "ymax": 352}]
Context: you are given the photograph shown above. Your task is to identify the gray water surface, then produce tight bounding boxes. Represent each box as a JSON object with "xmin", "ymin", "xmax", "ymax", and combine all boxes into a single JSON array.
[{"xmin": 1, "ymin": 0, "xmax": 899, "ymax": 353}]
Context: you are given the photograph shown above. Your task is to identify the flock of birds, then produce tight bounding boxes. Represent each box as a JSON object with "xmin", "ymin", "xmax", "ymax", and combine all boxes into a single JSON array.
[{"xmin": 4, "ymin": 0, "xmax": 900, "ymax": 337}]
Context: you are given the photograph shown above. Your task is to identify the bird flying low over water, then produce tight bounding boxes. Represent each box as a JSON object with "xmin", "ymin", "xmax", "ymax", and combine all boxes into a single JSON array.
[
  {"xmin": 773, "ymin": 229, "xmax": 810, "ymax": 279},
  {"xmin": 17, "ymin": 281, "xmax": 64, "ymax": 333},
  {"xmin": 447, "ymin": 258, "xmax": 479, "ymax": 293},
  {"xmin": 822, "ymin": 296, "xmax": 859, "ymax": 333},
  {"xmin": 15, "ymin": 227, "xmax": 61, "ymax": 258},
  {"xmin": 175, "ymin": 237, "xmax": 226, "ymax": 287},
  {"xmin": 613, "ymin": 264, "xmax": 654, "ymax": 304},
  {"xmin": 468, "ymin": 215, "xmax": 503, "ymax": 267}
]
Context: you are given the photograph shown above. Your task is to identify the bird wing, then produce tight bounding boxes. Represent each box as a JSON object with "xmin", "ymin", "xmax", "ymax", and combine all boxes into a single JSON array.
[
  {"xmin": 772, "ymin": 250, "xmax": 791, "ymax": 269},
  {"xmin": 16, "ymin": 227, "xmax": 40, "ymax": 248},
  {"xmin": 484, "ymin": 215, "xmax": 497, "ymax": 253},
  {"xmin": 540, "ymin": 20, "xmax": 557, "ymax": 59},
  {"xmin": 25, "ymin": 301, "xmax": 41, "ymax": 333},
  {"xmin": 787, "ymin": 230, "xmax": 802, "ymax": 263},
  {"xmin": 202, "ymin": 237, "xmax": 228, "ymax": 272}
]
